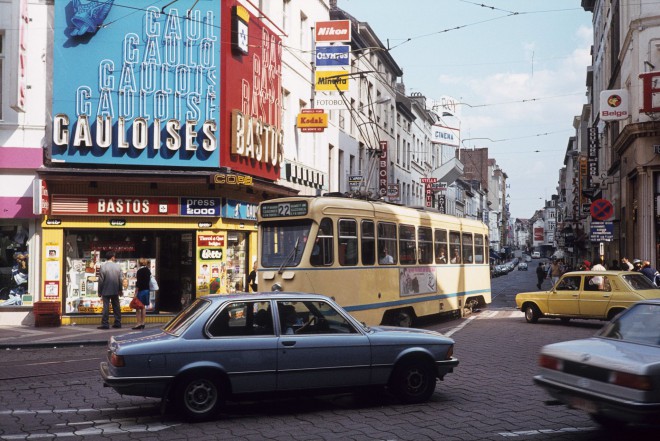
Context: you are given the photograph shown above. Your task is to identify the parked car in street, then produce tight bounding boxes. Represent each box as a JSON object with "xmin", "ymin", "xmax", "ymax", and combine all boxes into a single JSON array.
[
  {"xmin": 515, "ymin": 271, "xmax": 660, "ymax": 323},
  {"xmin": 534, "ymin": 299, "xmax": 660, "ymax": 428},
  {"xmin": 101, "ymin": 292, "xmax": 459, "ymax": 421},
  {"xmin": 518, "ymin": 262, "xmax": 528, "ymax": 271}
]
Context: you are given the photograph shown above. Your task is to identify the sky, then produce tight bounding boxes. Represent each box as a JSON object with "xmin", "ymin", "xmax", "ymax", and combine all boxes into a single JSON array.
[{"xmin": 337, "ymin": 0, "xmax": 593, "ymax": 220}]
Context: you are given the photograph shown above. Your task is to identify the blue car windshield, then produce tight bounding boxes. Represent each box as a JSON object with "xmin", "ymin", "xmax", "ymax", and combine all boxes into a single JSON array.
[
  {"xmin": 163, "ymin": 298, "xmax": 211, "ymax": 336},
  {"xmin": 621, "ymin": 273, "xmax": 658, "ymax": 290},
  {"xmin": 260, "ymin": 220, "xmax": 312, "ymax": 268}
]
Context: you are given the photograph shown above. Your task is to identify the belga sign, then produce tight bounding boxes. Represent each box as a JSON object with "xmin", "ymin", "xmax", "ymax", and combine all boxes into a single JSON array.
[{"xmin": 51, "ymin": 0, "xmax": 220, "ymax": 168}]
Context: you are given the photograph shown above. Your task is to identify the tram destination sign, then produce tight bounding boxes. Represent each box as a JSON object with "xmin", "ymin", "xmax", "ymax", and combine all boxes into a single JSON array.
[{"xmin": 261, "ymin": 201, "xmax": 308, "ymax": 218}]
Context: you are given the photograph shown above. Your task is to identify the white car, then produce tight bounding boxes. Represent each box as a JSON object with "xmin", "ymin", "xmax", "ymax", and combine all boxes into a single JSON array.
[{"xmin": 534, "ymin": 300, "xmax": 660, "ymax": 428}]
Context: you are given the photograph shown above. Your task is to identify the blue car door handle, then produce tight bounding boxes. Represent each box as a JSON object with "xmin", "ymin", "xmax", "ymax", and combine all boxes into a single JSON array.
[{"xmin": 281, "ymin": 340, "xmax": 296, "ymax": 347}]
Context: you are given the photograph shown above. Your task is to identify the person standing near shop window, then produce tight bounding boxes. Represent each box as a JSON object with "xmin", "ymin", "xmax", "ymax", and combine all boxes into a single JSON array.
[
  {"xmin": 133, "ymin": 258, "xmax": 151, "ymax": 329},
  {"xmin": 247, "ymin": 260, "xmax": 258, "ymax": 292},
  {"xmin": 98, "ymin": 251, "xmax": 122, "ymax": 329}
]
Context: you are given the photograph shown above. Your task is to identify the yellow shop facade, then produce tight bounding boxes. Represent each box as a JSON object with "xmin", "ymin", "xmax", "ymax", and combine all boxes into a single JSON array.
[{"xmin": 37, "ymin": 172, "xmax": 294, "ymax": 326}]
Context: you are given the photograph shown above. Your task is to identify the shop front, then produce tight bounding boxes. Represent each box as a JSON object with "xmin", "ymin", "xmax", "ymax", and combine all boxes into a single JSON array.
[{"xmin": 41, "ymin": 191, "xmax": 259, "ymax": 326}]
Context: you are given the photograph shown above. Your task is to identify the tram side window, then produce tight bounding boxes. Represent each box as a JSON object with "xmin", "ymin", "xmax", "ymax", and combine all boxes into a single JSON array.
[
  {"xmin": 399, "ymin": 225, "xmax": 416, "ymax": 265},
  {"xmin": 377, "ymin": 222, "xmax": 397, "ymax": 265},
  {"xmin": 361, "ymin": 220, "xmax": 375, "ymax": 265},
  {"xmin": 338, "ymin": 219, "xmax": 358, "ymax": 266},
  {"xmin": 462, "ymin": 232, "xmax": 474, "ymax": 264},
  {"xmin": 311, "ymin": 218, "xmax": 334, "ymax": 266},
  {"xmin": 474, "ymin": 234, "xmax": 484, "ymax": 264},
  {"xmin": 434, "ymin": 229, "xmax": 448, "ymax": 264},
  {"xmin": 449, "ymin": 231, "xmax": 461, "ymax": 264},
  {"xmin": 418, "ymin": 227, "xmax": 433, "ymax": 264}
]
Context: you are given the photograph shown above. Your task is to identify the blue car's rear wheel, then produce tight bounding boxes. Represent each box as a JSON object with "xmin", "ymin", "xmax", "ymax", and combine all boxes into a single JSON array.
[{"xmin": 175, "ymin": 373, "xmax": 223, "ymax": 421}]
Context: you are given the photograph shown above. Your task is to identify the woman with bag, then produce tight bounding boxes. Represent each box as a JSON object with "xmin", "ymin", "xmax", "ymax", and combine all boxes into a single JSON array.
[{"xmin": 132, "ymin": 258, "xmax": 151, "ymax": 330}]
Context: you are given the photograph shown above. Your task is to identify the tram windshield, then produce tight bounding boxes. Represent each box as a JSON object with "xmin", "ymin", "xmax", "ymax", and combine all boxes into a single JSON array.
[{"xmin": 260, "ymin": 220, "xmax": 313, "ymax": 268}]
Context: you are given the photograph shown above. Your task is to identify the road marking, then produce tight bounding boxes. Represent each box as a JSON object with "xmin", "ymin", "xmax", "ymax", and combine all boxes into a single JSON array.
[
  {"xmin": 0, "ymin": 423, "xmax": 177, "ymax": 440},
  {"xmin": 0, "ymin": 405, "xmax": 151, "ymax": 415},
  {"xmin": 444, "ymin": 315, "xmax": 478, "ymax": 337},
  {"xmin": 498, "ymin": 426, "xmax": 595, "ymax": 437}
]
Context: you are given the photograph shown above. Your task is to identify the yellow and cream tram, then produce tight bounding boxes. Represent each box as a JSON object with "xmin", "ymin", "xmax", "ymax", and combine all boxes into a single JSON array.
[{"xmin": 257, "ymin": 196, "xmax": 492, "ymax": 326}]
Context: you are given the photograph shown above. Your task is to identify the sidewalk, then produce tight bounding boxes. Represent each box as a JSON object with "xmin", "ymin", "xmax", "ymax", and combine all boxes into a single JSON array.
[{"xmin": 0, "ymin": 323, "xmax": 151, "ymax": 349}]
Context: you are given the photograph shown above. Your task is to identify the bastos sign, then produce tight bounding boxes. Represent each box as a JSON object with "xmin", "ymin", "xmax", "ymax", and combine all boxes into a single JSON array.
[
  {"xmin": 223, "ymin": 1, "xmax": 283, "ymax": 181},
  {"xmin": 52, "ymin": 0, "xmax": 220, "ymax": 168}
]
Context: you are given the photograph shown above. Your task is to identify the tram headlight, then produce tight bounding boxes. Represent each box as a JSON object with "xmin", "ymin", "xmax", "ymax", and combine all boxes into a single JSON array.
[{"xmin": 271, "ymin": 282, "xmax": 283, "ymax": 292}]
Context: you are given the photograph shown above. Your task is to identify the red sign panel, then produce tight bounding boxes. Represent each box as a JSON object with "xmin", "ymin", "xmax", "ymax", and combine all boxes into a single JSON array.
[
  {"xmin": 378, "ymin": 141, "xmax": 388, "ymax": 197},
  {"xmin": 197, "ymin": 234, "xmax": 226, "ymax": 247},
  {"xmin": 50, "ymin": 195, "xmax": 179, "ymax": 216},
  {"xmin": 222, "ymin": 1, "xmax": 282, "ymax": 181},
  {"xmin": 315, "ymin": 20, "xmax": 351, "ymax": 43}
]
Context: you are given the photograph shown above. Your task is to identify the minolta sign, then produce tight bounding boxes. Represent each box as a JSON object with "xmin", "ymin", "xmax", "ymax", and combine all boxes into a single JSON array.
[{"xmin": 316, "ymin": 45, "xmax": 350, "ymax": 67}]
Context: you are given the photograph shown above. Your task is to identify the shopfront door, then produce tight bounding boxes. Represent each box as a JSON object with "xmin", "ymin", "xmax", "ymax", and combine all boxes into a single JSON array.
[{"xmin": 157, "ymin": 231, "xmax": 195, "ymax": 313}]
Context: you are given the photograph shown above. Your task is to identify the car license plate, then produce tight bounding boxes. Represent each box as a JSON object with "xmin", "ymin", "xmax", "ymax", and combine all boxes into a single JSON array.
[{"xmin": 569, "ymin": 397, "xmax": 597, "ymax": 413}]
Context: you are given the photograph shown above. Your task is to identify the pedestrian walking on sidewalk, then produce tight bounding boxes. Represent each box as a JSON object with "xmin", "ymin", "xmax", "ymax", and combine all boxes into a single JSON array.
[
  {"xmin": 98, "ymin": 251, "xmax": 122, "ymax": 329},
  {"xmin": 132, "ymin": 258, "xmax": 151, "ymax": 329}
]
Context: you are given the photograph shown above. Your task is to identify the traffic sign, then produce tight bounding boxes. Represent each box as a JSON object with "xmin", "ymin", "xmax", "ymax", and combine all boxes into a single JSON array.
[{"xmin": 590, "ymin": 198, "xmax": 614, "ymax": 221}]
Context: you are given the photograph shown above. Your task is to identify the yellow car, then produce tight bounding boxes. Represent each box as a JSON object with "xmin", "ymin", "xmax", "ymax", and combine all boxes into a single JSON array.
[{"xmin": 515, "ymin": 271, "xmax": 660, "ymax": 323}]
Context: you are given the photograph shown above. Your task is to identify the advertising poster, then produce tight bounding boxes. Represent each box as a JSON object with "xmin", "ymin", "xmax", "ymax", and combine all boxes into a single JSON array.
[
  {"xmin": 197, "ymin": 233, "xmax": 225, "ymax": 295},
  {"xmin": 399, "ymin": 267, "xmax": 437, "ymax": 297},
  {"xmin": 52, "ymin": 1, "xmax": 221, "ymax": 168}
]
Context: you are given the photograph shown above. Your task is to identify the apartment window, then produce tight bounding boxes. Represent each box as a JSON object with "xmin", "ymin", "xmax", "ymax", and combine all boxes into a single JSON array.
[
  {"xmin": 282, "ymin": 0, "xmax": 291, "ymax": 34},
  {"xmin": 300, "ymin": 12, "xmax": 308, "ymax": 61}
]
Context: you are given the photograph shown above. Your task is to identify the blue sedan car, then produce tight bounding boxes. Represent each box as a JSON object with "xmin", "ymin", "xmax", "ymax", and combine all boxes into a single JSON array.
[{"xmin": 101, "ymin": 293, "xmax": 458, "ymax": 421}]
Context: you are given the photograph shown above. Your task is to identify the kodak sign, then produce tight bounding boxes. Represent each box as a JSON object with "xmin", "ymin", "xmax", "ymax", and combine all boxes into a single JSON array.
[
  {"xmin": 315, "ymin": 20, "xmax": 351, "ymax": 42},
  {"xmin": 297, "ymin": 109, "xmax": 328, "ymax": 133}
]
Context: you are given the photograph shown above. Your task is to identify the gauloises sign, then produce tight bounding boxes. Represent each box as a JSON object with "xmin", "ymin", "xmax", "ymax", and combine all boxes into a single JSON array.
[
  {"xmin": 222, "ymin": 1, "xmax": 282, "ymax": 181},
  {"xmin": 51, "ymin": 1, "xmax": 220, "ymax": 168}
]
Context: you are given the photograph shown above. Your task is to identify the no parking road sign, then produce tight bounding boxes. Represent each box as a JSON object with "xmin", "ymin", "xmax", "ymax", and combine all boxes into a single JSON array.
[{"xmin": 590, "ymin": 198, "xmax": 614, "ymax": 221}]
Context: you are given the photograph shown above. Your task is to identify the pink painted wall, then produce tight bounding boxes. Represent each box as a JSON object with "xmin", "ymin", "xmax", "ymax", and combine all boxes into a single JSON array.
[
  {"xmin": 0, "ymin": 196, "xmax": 36, "ymax": 218},
  {"xmin": 0, "ymin": 147, "xmax": 42, "ymax": 168}
]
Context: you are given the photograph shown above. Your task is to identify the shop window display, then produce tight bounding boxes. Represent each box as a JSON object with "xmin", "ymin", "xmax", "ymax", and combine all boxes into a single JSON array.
[
  {"xmin": 64, "ymin": 234, "xmax": 157, "ymax": 314},
  {"xmin": 0, "ymin": 225, "xmax": 30, "ymax": 306}
]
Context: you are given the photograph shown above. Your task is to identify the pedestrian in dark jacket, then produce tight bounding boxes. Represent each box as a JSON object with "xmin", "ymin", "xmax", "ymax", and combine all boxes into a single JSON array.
[
  {"xmin": 640, "ymin": 261, "xmax": 660, "ymax": 286},
  {"xmin": 98, "ymin": 251, "xmax": 122, "ymax": 329},
  {"xmin": 536, "ymin": 262, "xmax": 545, "ymax": 290}
]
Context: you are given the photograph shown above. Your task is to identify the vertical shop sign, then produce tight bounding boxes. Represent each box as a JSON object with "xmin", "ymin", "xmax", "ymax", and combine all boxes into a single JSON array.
[
  {"xmin": 379, "ymin": 141, "xmax": 388, "ymax": 197},
  {"xmin": 437, "ymin": 195, "xmax": 446, "ymax": 214},
  {"xmin": 587, "ymin": 127, "xmax": 599, "ymax": 190},
  {"xmin": 421, "ymin": 178, "xmax": 437, "ymax": 208},
  {"xmin": 11, "ymin": 0, "xmax": 28, "ymax": 112},
  {"xmin": 224, "ymin": 1, "xmax": 282, "ymax": 180}
]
